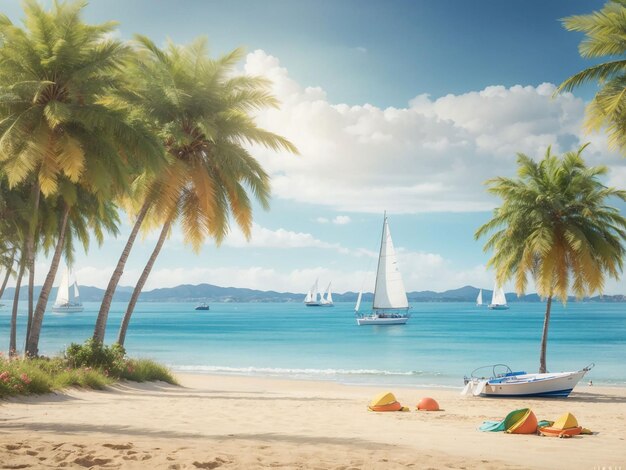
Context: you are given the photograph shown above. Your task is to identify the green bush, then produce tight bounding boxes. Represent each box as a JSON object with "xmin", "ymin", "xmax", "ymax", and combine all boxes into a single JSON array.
[
  {"xmin": 65, "ymin": 339, "xmax": 126, "ymax": 375},
  {"xmin": 121, "ymin": 358, "xmax": 178, "ymax": 384}
]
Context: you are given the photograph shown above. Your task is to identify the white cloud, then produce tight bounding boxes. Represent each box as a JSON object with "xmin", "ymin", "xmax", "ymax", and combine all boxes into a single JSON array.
[
  {"xmin": 223, "ymin": 222, "xmax": 339, "ymax": 249},
  {"xmin": 315, "ymin": 217, "xmax": 329, "ymax": 224},
  {"xmin": 243, "ymin": 50, "xmax": 626, "ymax": 214},
  {"xmin": 333, "ymin": 215, "xmax": 351, "ymax": 225}
]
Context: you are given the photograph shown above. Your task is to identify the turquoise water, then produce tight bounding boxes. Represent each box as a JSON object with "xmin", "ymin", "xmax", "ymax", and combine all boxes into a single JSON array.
[{"xmin": 1, "ymin": 301, "xmax": 624, "ymax": 387}]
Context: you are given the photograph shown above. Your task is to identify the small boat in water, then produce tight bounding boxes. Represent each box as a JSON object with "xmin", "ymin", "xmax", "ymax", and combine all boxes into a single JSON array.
[
  {"xmin": 320, "ymin": 282, "xmax": 334, "ymax": 307},
  {"xmin": 476, "ymin": 289, "xmax": 483, "ymax": 306},
  {"xmin": 488, "ymin": 284, "xmax": 509, "ymax": 310},
  {"xmin": 462, "ymin": 363, "xmax": 594, "ymax": 398},
  {"xmin": 355, "ymin": 213, "xmax": 409, "ymax": 325},
  {"xmin": 304, "ymin": 279, "xmax": 322, "ymax": 306},
  {"xmin": 52, "ymin": 266, "xmax": 83, "ymax": 313},
  {"xmin": 195, "ymin": 302, "xmax": 210, "ymax": 311}
]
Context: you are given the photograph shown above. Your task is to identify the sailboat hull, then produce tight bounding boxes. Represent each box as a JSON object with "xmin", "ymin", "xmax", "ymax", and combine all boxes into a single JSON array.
[
  {"xmin": 52, "ymin": 305, "xmax": 84, "ymax": 313},
  {"xmin": 356, "ymin": 315, "xmax": 409, "ymax": 325},
  {"xmin": 488, "ymin": 304, "xmax": 509, "ymax": 310}
]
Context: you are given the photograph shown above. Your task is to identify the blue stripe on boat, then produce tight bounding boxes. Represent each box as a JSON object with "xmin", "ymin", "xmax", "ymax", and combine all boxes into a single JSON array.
[{"xmin": 483, "ymin": 388, "xmax": 573, "ymax": 398}]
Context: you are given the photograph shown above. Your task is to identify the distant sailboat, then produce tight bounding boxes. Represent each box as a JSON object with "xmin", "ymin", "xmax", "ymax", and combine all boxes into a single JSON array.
[
  {"xmin": 476, "ymin": 289, "xmax": 483, "ymax": 306},
  {"xmin": 355, "ymin": 213, "xmax": 410, "ymax": 325},
  {"xmin": 320, "ymin": 282, "xmax": 334, "ymax": 307},
  {"xmin": 52, "ymin": 266, "xmax": 83, "ymax": 313},
  {"xmin": 488, "ymin": 284, "xmax": 509, "ymax": 310},
  {"xmin": 304, "ymin": 278, "xmax": 322, "ymax": 306}
]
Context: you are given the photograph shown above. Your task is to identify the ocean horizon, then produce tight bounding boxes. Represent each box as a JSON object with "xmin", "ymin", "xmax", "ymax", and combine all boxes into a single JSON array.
[{"xmin": 1, "ymin": 301, "xmax": 624, "ymax": 388}]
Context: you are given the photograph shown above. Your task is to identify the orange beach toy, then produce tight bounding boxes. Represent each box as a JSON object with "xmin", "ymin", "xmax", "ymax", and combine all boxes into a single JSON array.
[{"xmin": 416, "ymin": 397, "xmax": 440, "ymax": 411}]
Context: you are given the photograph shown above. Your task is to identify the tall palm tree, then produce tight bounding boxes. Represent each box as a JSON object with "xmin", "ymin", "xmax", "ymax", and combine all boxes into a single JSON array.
[
  {"xmin": 0, "ymin": 1, "xmax": 163, "ymax": 356},
  {"xmin": 556, "ymin": 0, "xmax": 626, "ymax": 152},
  {"xmin": 476, "ymin": 145, "xmax": 626, "ymax": 373},
  {"xmin": 93, "ymin": 37, "xmax": 298, "ymax": 345}
]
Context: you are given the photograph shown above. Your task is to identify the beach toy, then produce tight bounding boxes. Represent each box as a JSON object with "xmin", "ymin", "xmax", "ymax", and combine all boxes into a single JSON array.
[
  {"xmin": 368, "ymin": 391, "xmax": 409, "ymax": 412},
  {"xmin": 416, "ymin": 397, "xmax": 440, "ymax": 411},
  {"xmin": 538, "ymin": 412, "xmax": 584, "ymax": 437},
  {"xmin": 505, "ymin": 409, "xmax": 538, "ymax": 434},
  {"xmin": 479, "ymin": 408, "xmax": 535, "ymax": 432}
]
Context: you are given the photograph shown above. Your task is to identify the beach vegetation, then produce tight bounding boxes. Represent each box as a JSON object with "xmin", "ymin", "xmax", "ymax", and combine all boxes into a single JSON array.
[
  {"xmin": 557, "ymin": 0, "xmax": 626, "ymax": 153},
  {"xmin": 476, "ymin": 145, "xmax": 626, "ymax": 373},
  {"xmin": 0, "ymin": 343, "xmax": 177, "ymax": 398}
]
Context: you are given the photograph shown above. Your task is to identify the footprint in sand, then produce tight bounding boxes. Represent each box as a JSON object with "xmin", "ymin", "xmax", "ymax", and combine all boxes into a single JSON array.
[
  {"xmin": 192, "ymin": 458, "xmax": 227, "ymax": 469},
  {"xmin": 102, "ymin": 443, "xmax": 133, "ymax": 450},
  {"xmin": 73, "ymin": 456, "xmax": 112, "ymax": 467}
]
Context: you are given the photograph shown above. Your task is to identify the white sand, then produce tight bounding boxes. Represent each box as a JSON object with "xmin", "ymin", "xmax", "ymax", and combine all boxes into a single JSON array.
[{"xmin": 1, "ymin": 373, "xmax": 625, "ymax": 469}]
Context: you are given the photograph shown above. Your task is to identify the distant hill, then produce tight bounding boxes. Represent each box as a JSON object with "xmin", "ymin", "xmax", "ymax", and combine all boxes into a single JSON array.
[{"xmin": 1, "ymin": 283, "xmax": 625, "ymax": 303}]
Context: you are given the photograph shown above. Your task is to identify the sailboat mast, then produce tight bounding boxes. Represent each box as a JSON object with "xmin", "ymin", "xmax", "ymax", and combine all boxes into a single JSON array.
[{"xmin": 372, "ymin": 212, "xmax": 387, "ymax": 311}]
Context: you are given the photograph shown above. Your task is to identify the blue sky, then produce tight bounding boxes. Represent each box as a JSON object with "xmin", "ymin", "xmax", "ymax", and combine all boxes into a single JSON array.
[{"xmin": 5, "ymin": 0, "xmax": 626, "ymax": 294}]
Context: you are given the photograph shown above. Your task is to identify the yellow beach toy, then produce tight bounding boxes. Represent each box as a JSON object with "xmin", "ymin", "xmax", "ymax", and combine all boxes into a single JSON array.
[
  {"xmin": 538, "ymin": 412, "xmax": 587, "ymax": 437},
  {"xmin": 368, "ymin": 392, "xmax": 409, "ymax": 412}
]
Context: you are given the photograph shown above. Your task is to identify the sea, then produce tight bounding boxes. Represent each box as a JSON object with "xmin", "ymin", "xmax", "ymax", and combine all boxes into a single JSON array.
[{"xmin": 1, "ymin": 301, "xmax": 625, "ymax": 388}]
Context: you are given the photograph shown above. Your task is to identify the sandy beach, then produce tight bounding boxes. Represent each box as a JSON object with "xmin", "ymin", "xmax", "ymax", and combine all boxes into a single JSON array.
[{"xmin": 1, "ymin": 373, "xmax": 625, "ymax": 469}]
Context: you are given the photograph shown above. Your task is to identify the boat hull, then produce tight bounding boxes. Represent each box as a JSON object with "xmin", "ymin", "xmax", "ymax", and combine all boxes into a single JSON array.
[
  {"xmin": 52, "ymin": 305, "xmax": 84, "ymax": 313},
  {"xmin": 305, "ymin": 302, "xmax": 322, "ymax": 307},
  {"xmin": 473, "ymin": 370, "xmax": 588, "ymax": 398},
  {"xmin": 488, "ymin": 304, "xmax": 509, "ymax": 310},
  {"xmin": 356, "ymin": 315, "xmax": 409, "ymax": 325}
]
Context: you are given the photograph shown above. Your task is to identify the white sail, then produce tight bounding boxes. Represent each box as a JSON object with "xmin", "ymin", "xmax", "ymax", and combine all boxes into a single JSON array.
[
  {"xmin": 372, "ymin": 217, "xmax": 408, "ymax": 310},
  {"xmin": 304, "ymin": 279, "xmax": 320, "ymax": 304},
  {"xmin": 55, "ymin": 267, "xmax": 70, "ymax": 306},
  {"xmin": 322, "ymin": 282, "xmax": 333, "ymax": 304},
  {"xmin": 491, "ymin": 284, "xmax": 507, "ymax": 305},
  {"xmin": 476, "ymin": 289, "xmax": 483, "ymax": 306},
  {"xmin": 311, "ymin": 278, "xmax": 319, "ymax": 303},
  {"xmin": 354, "ymin": 291, "xmax": 362, "ymax": 312},
  {"xmin": 73, "ymin": 281, "xmax": 80, "ymax": 301}
]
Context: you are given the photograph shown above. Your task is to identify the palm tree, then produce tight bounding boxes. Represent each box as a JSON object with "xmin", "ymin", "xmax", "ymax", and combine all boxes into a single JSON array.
[
  {"xmin": 0, "ymin": 1, "xmax": 163, "ymax": 356},
  {"xmin": 93, "ymin": 37, "xmax": 298, "ymax": 345},
  {"xmin": 476, "ymin": 145, "xmax": 626, "ymax": 373},
  {"xmin": 0, "ymin": 247, "xmax": 15, "ymax": 300},
  {"xmin": 556, "ymin": 0, "xmax": 626, "ymax": 152}
]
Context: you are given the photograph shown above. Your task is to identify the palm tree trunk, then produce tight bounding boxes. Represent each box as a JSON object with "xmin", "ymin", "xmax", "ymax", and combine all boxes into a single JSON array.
[
  {"xmin": 117, "ymin": 218, "xmax": 172, "ymax": 347},
  {"xmin": 0, "ymin": 247, "xmax": 16, "ymax": 299},
  {"xmin": 26, "ymin": 184, "xmax": 41, "ymax": 348},
  {"xmin": 93, "ymin": 200, "xmax": 150, "ymax": 343},
  {"xmin": 539, "ymin": 295, "xmax": 552, "ymax": 373},
  {"xmin": 25, "ymin": 205, "xmax": 70, "ymax": 357},
  {"xmin": 9, "ymin": 251, "xmax": 26, "ymax": 357},
  {"xmin": 26, "ymin": 260, "xmax": 35, "ymax": 347}
]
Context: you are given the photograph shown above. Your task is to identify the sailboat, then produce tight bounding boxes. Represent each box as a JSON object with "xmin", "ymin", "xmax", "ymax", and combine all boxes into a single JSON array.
[
  {"xmin": 355, "ymin": 213, "xmax": 410, "ymax": 325},
  {"xmin": 488, "ymin": 284, "xmax": 509, "ymax": 310},
  {"xmin": 52, "ymin": 266, "xmax": 83, "ymax": 313},
  {"xmin": 304, "ymin": 278, "xmax": 322, "ymax": 306},
  {"xmin": 320, "ymin": 282, "xmax": 334, "ymax": 307},
  {"xmin": 476, "ymin": 289, "xmax": 483, "ymax": 306}
]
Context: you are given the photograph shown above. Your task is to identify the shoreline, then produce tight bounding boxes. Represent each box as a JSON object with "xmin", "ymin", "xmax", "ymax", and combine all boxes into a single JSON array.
[
  {"xmin": 1, "ymin": 372, "xmax": 625, "ymax": 469},
  {"xmin": 171, "ymin": 367, "xmax": 626, "ymax": 389}
]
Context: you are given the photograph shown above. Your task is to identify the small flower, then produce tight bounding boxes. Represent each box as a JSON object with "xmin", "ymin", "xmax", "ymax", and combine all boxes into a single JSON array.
[
  {"xmin": 20, "ymin": 373, "xmax": 31, "ymax": 385},
  {"xmin": 0, "ymin": 371, "xmax": 10, "ymax": 382}
]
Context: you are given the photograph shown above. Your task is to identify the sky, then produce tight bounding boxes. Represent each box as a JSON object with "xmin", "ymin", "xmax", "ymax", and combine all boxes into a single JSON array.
[{"xmin": 4, "ymin": 0, "xmax": 626, "ymax": 295}]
